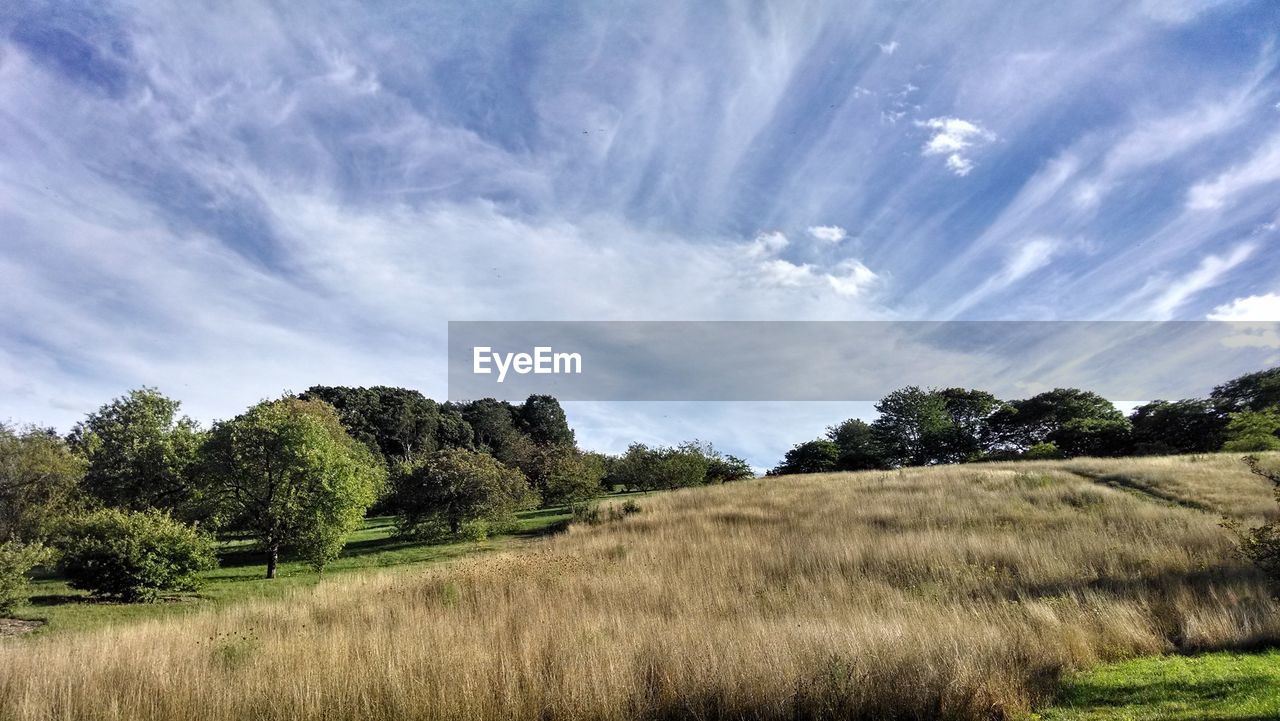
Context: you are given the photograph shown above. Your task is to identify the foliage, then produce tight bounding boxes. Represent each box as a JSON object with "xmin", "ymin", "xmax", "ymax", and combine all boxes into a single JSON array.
[
  {"xmin": 394, "ymin": 448, "xmax": 537, "ymax": 539},
  {"xmin": 0, "ymin": 424, "xmax": 86, "ymax": 541},
  {"xmin": 1221, "ymin": 409, "xmax": 1280, "ymax": 452},
  {"xmin": 1230, "ymin": 455, "xmax": 1280, "ymax": 582},
  {"xmin": 69, "ymin": 388, "xmax": 206, "ymax": 520},
  {"xmin": 201, "ymin": 397, "xmax": 386, "ymax": 577},
  {"xmin": 0, "ymin": 540, "xmax": 51, "ymax": 615},
  {"xmin": 987, "ymin": 388, "xmax": 1125, "ymax": 454},
  {"xmin": 870, "ymin": 386, "xmax": 953, "ymax": 467},
  {"xmin": 1129, "ymin": 399, "xmax": 1227, "ymax": 454},
  {"xmin": 1211, "ymin": 367, "xmax": 1280, "ymax": 413},
  {"xmin": 515, "ymin": 395, "xmax": 575, "ymax": 447},
  {"xmin": 769, "ymin": 439, "xmax": 840, "ymax": 475},
  {"xmin": 52, "ymin": 509, "xmax": 214, "ymax": 602},
  {"xmin": 520, "ymin": 444, "xmax": 604, "ymax": 507},
  {"xmin": 825, "ymin": 419, "xmax": 887, "ymax": 471},
  {"xmin": 610, "ymin": 442, "xmax": 720, "ymax": 490},
  {"xmin": 571, "ymin": 498, "xmax": 642, "ymax": 526},
  {"xmin": 1052, "ymin": 416, "xmax": 1132, "ymax": 457},
  {"xmin": 300, "ymin": 385, "xmax": 473, "ymax": 464},
  {"xmin": 1023, "ymin": 441, "xmax": 1063, "ymax": 460}
]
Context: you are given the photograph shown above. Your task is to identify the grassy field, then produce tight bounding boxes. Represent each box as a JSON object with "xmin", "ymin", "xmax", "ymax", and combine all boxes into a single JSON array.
[
  {"xmin": 1039, "ymin": 650, "xmax": 1280, "ymax": 720},
  {"xmin": 13, "ymin": 506, "xmax": 577, "ymax": 635},
  {"xmin": 0, "ymin": 453, "xmax": 1277, "ymax": 720}
]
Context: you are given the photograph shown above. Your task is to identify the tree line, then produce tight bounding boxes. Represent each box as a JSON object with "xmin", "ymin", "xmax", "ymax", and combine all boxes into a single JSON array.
[
  {"xmin": 769, "ymin": 366, "xmax": 1280, "ymax": 475},
  {"xmin": 0, "ymin": 387, "xmax": 750, "ymax": 611}
]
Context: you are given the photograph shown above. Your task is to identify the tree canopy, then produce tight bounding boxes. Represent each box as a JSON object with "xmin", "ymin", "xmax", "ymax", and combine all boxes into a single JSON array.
[{"xmin": 200, "ymin": 397, "xmax": 386, "ymax": 577}]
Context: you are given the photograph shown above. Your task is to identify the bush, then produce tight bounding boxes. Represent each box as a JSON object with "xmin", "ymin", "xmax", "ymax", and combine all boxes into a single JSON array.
[
  {"xmin": 1230, "ymin": 456, "xmax": 1280, "ymax": 583},
  {"xmin": 1023, "ymin": 442, "xmax": 1063, "ymax": 460},
  {"xmin": 0, "ymin": 541, "xmax": 50, "ymax": 615},
  {"xmin": 54, "ymin": 509, "xmax": 215, "ymax": 602},
  {"xmin": 394, "ymin": 449, "xmax": 537, "ymax": 540}
]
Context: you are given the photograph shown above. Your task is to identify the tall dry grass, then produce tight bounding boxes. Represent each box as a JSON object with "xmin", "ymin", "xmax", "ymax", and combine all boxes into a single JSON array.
[{"xmin": 2, "ymin": 455, "xmax": 1278, "ymax": 720}]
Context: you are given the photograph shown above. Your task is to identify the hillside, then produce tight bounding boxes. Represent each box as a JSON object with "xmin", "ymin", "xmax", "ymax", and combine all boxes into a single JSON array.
[{"xmin": 2, "ymin": 454, "xmax": 1278, "ymax": 720}]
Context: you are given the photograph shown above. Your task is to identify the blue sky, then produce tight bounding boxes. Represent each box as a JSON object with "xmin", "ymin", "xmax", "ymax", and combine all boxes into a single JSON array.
[{"xmin": 2, "ymin": 0, "xmax": 1279, "ymax": 467}]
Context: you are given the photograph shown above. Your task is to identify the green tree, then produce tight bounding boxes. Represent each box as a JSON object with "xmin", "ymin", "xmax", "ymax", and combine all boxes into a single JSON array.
[
  {"xmin": 201, "ymin": 398, "xmax": 386, "ymax": 578},
  {"xmin": 936, "ymin": 388, "xmax": 1003, "ymax": 462},
  {"xmin": 516, "ymin": 395, "xmax": 575, "ymax": 447},
  {"xmin": 451, "ymin": 398, "xmax": 524, "ymax": 463},
  {"xmin": 0, "ymin": 541, "xmax": 50, "ymax": 615},
  {"xmin": 987, "ymin": 388, "xmax": 1125, "ymax": 454},
  {"xmin": 768, "ymin": 439, "xmax": 840, "ymax": 475},
  {"xmin": 1212, "ymin": 367, "xmax": 1280, "ymax": 413},
  {"xmin": 1222, "ymin": 409, "xmax": 1280, "ymax": 452},
  {"xmin": 520, "ymin": 444, "xmax": 604, "ymax": 507},
  {"xmin": 393, "ymin": 448, "xmax": 536, "ymax": 539},
  {"xmin": 53, "ymin": 508, "xmax": 214, "ymax": 602},
  {"xmin": 300, "ymin": 385, "xmax": 470, "ymax": 463},
  {"xmin": 69, "ymin": 388, "xmax": 205, "ymax": 520},
  {"xmin": 825, "ymin": 419, "xmax": 888, "ymax": 471},
  {"xmin": 1052, "ymin": 416, "xmax": 1132, "ymax": 457},
  {"xmin": 610, "ymin": 443, "xmax": 712, "ymax": 490},
  {"xmin": 871, "ymin": 387, "xmax": 953, "ymax": 467},
  {"xmin": 1129, "ymin": 399, "xmax": 1226, "ymax": 454},
  {"xmin": 0, "ymin": 424, "xmax": 86, "ymax": 541}
]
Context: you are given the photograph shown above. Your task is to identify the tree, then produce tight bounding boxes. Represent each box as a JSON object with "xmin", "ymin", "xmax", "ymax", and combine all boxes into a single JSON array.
[
  {"xmin": 201, "ymin": 398, "xmax": 386, "ymax": 578},
  {"xmin": 609, "ymin": 443, "xmax": 713, "ymax": 490},
  {"xmin": 825, "ymin": 419, "xmax": 887, "ymax": 471},
  {"xmin": 53, "ymin": 509, "xmax": 215, "ymax": 602},
  {"xmin": 0, "ymin": 541, "xmax": 50, "ymax": 615},
  {"xmin": 300, "ymin": 386, "xmax": 471, "ymax": 464},
  {"xmin": 520, "ymin": 444, "xmax": 604, "ymax": 507},
  {"xmin": 0, "ymin": 424, "xmax": 85, "ymax": 541},
  {"xmin": 768, "ymin": 439, "xmax": 840, "ymax": 475},
  {"xmin": 69, "ymin": 388, "xmax": 205, "ymax": 520},
  {"xmin": 1052, "ymin": 416, "xmax": 1132, "ymax": 457},
  {"xmin": 451, "ymin": 398, "xmax": 525, "ymax": 463},
  {"xmin": 516, "ymin": 395, "xmax": 575, "ymax": 447},
  {"xmin": 936, "ymin": 388, "xmax": 1003, "ymax": 462},
  {"xmin": 1222, "ymin": 409, "xmax": 1280, "ymax": 452},
  {"xmin": 987, "ymin": 388, "xmax": 1125, "ymax": 455},
  {"xmin": 1212, "ymin": 368, "xmax": 1280, "ymax": 413},
  {"xmin": 1129, "ymin": 399, "xmax": 1227, "ymax": 454},
  {"xmin": 871, "ymin": 387, "xmax": 953, "ymax": 467},
  {"xmin": 393, "ymin": 448, "xmax": 537, "ymax": 539}
]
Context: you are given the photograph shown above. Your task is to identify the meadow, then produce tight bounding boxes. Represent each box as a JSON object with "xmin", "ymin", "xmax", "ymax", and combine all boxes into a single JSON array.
[{"xmin": 1, "ymin": 453, "xmax": 1277, "ymax": 720}]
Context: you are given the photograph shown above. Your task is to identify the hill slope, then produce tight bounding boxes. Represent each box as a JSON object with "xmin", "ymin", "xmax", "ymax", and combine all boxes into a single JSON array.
[{"xmin": 2, "ymin": 454, "xmax": 1278, "ymax": 720}]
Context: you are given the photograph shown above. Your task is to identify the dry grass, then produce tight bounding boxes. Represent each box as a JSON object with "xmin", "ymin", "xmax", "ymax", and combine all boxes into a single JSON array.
[{"xmin": 2, "ymin": 455, "xmax": 1278, "ymax": 721}]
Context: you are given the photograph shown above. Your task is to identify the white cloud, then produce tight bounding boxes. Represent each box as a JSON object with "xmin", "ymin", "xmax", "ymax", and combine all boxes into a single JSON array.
[
  {"xmin": 1187, "ymin": 133, "xmax": 1280, "ymax": 210},
  {"xmin": 825, "ymin": 259, "xmax": 879, "ymax": 297},
  {"xmin": 1209, "ymin": 293, "xmax": 1280, "ymax": 321},
  {"xmin": 916, "ymin": 117, "xmax": 995, "ymax": 176},
  {"xmin": 757, "ymin": 258, "xmax": 817, "ymax": 287},
  {"xmin": 939, "ymin": 237, "xmax": 1063, "ymax": 318},
  {"xmin": 1147, "ymin": 243, "xmax": 1255, "ymax": 318},
  {"xmin": 807, "ymin": 225, "xmax": 847, "ymax": 243},
  {"xmin": 744, "ymin": 231, "xmax": 789, "ymax": 258},
  {"xmin": 878, "ymin": 41, "xmax": 899, "ymax": 55}
]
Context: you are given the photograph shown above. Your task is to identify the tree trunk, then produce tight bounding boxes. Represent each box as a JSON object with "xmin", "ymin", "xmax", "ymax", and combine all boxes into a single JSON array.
[
  {"xmin": 450, "ymin": 517, "xmax": 460, "ymax": 536},
  {"xmin": 266, "ymin": 544, "xmax": 279, "ymax": 579}
]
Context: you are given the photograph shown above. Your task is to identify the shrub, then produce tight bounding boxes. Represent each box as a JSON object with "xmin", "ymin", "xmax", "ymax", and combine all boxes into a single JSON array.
[
  {"xmin": 394, "ymin": 448, "xmax": 537, "ymax": 540},
  {"xmin": 0, "ymin": 541, "xmax": 50, "ymax": 615},
  {"xmin": 1231, "ymin": 456, "xmax": 1280, "ymax": 582},
  {"xmin": 54, "ymin": 509, "xmax": 215, "ymax": 602},
  {"xmin": 1023, "ymin": 442, "xmax": 1063, "ymax": 460}
]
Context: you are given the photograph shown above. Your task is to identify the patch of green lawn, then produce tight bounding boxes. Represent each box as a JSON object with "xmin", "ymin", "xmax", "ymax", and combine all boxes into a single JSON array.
[
  {"xmin": 13, "ymin": 504, "xmax": 578, "ymax": 636},
  {"xmin": 1037, "ymin": 651, "xmax": 1280, "ymax": 721}
]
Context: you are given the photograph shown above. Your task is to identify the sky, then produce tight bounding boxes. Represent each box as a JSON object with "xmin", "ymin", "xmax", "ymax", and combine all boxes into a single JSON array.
[{"xmin": 2, "ymin": 0, "xmax": 1279, "ymax": 468}]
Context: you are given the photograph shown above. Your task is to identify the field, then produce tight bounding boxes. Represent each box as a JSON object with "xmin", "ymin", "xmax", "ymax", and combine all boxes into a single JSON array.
[{"xmin": 1, "ymin": 453, "xmax": 1278, "ymax": 720}]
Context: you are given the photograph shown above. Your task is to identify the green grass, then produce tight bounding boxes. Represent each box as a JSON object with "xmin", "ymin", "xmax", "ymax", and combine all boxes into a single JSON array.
[
  {"xmin": 13, "ymin": 504, "xmax": 578, "ymax": 635},
  {"xmin": 1037, "ymin": 651, "xmax": 1280, "ymax": 721}
]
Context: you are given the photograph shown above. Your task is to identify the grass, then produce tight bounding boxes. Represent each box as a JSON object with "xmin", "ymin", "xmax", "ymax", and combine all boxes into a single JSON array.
[
  {"xmin": 0, "ymin": 454, "xmax": 1277, "ymax": 720},
  {"xmin": 1038, "ymin": 651, "xmax": 1280, "ymax": 720},
  {"xmin": 13, "ymin": 505, "xmax": 576, "ymax": 635}
]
